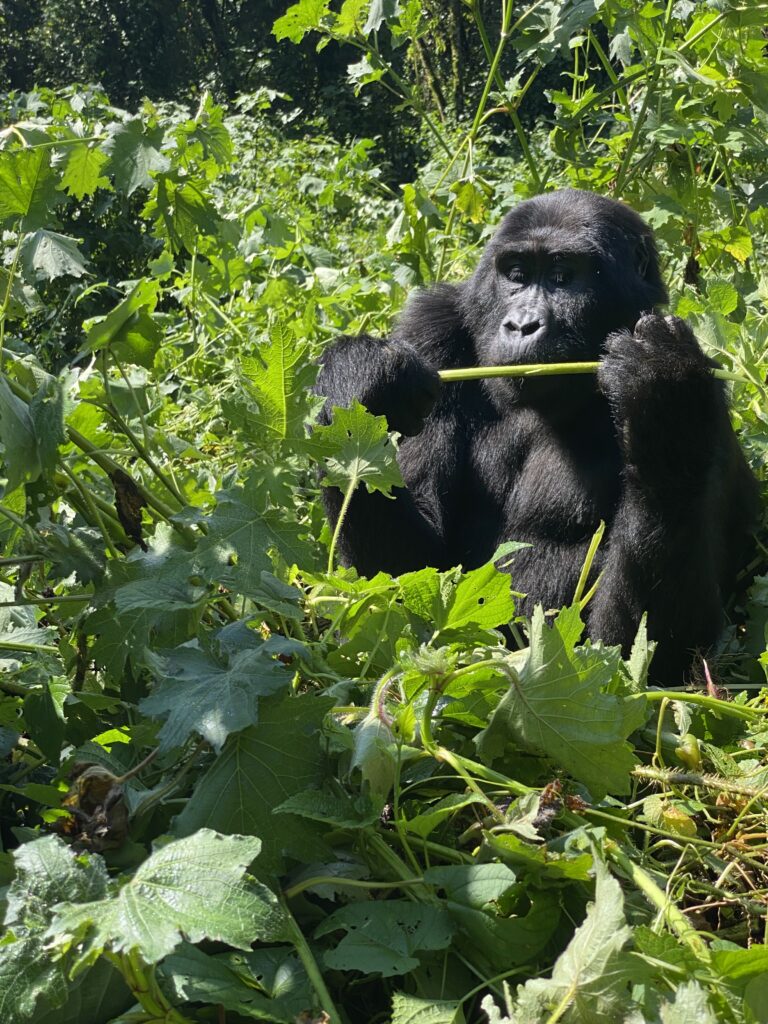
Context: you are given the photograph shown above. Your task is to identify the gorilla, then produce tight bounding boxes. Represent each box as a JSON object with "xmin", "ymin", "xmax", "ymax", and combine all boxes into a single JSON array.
[{"xmin": 316, "ymin": 190, "xmax": 759, "ymax": 681}]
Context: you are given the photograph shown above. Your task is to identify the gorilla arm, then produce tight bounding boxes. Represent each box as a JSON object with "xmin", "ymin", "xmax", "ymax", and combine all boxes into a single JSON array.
[
  {"xmin": 315, "ymin": 333, "xmax": 457, "ymax": 575},
  {"xmin": 587, "ymin": 314, "xmax": 758, "ymax": 680}
]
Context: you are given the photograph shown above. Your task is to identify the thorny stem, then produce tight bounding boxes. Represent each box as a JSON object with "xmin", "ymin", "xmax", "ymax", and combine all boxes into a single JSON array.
[{"xmin": 607, "ymin": 844, "xmax": 710, "ymax": 959}]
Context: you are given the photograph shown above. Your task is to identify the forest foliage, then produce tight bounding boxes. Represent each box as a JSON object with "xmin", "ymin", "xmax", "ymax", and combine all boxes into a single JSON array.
[{"xmin": 2, "ymin": 2, "xmax": 768, "ymax": 1023}]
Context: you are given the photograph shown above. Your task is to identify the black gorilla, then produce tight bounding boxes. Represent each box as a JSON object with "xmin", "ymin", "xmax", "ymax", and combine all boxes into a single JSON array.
[{"xmin": 316, "ymin": 190, "xmax": 758, "ymax": 681}]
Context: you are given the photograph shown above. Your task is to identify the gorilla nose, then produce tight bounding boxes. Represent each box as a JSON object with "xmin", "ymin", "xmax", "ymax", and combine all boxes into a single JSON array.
[{"xmin": 504, "ymin": 317, "xmax": 544, "ymax": 342}]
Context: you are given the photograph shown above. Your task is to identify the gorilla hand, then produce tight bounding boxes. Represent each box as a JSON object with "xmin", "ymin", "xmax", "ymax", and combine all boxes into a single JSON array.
[
  {"xmin": 316, "ymin": 334, "xmax": 441, "ymax": 436},
  {"xmin": 597, "ymin": 313, "xmax": 721, "ymax": 492}
]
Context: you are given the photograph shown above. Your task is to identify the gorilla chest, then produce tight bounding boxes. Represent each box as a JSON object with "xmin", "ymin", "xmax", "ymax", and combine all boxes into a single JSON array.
[{"xmin": 467, "ymin": 417, "xmax": 621, "ymax": 545}]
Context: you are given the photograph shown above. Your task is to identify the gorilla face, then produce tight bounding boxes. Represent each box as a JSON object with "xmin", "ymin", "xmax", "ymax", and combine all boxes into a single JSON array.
[{"xmin": 462, "ymin": 191, "xmax": 668, "ymax": 377}]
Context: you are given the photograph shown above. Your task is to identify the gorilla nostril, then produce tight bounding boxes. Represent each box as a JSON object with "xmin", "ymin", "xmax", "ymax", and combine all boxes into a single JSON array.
[{"xmin": 520, "ymin": 320, "xmax": 541, "ymax": 337}]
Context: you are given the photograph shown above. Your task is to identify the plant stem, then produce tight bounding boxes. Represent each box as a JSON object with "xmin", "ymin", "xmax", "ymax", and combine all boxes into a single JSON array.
[
  {"xmin": 326, "ymin": 476, "xmax": 357, "ymax": 573},
  {"xmin": 607, "ymin": 844, "xmax": 710, "ymax": 959},
  {"xmin": 280, "ymin": 896, "xmax": 342, "ymax": 1023},
  {"xmin": 438, "ymin": 362, "xmax": 749, "ymax": 383},
  {"xmin": 640, "ymin": 688, "xmax": 765, "ymax": 720},
  {"xmin": 283, "ymin": 874, "xmax": 423, "ymax": 900}
]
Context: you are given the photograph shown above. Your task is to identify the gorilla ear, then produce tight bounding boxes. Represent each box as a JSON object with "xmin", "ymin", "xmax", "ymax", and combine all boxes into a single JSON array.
[{"xmin": 636, "ymin": 236, "xmax": 651, "ymax": 279}]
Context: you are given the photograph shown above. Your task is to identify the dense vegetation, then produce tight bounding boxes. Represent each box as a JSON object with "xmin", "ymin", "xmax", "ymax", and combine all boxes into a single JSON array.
[{"xmin": 2, "ymin": 2, "xmax": 768, "ymax": 1022}]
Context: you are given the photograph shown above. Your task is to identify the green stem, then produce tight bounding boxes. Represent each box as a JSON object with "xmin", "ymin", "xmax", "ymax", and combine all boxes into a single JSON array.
[
  {"xmin": 326, "ymin": 476, "xmax": 357, "ymax": 573},
  {"xmin": 283, "ymin": 874, "xmax": 423, "ymax": 900},
  {"xmin": 640, "ymin": 688, "xmax": 765, "ymax": 720},
  {"xmin": 572, "ymin": 520, "xmax": 605, "ymax": 606},
  {"xmin": 0, "ymin": 640, "xmax": 59, "ymax": 654},
  {"xmin": 438, "ymin": 362, "xmax": 748, "ymax": 384},
  {"xmin": 607, "ymin": 844, "xmax": 710, "ymax": 959},
  {"xmin": 614, "ymin": 0, "xmax": 675, "ymax": 193},
  {"xmin": 280, "ymin": 896, "xmax": 342, "ymax": 1023}
]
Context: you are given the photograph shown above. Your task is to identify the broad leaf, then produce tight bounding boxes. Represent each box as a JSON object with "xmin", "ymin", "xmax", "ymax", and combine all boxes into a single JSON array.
[
  {"xmin": 476, "ymin": 605, "xmax": 638, "ymax": 798},
  {"xmin": 58, "ymin": 142, "xmax": 112, "ymax": 200},
  {"xmin": 141, "ymin": 634, "xmax": 292, "ymax": 752},
  {"xmin": 307, "ymin": 400, "xmax": 403, "ymax": 495},
  {"xmin": 21, "ymin": 230, "xmax": 88, "ymax": 281},
  {"xmin": 0, "ymin": 148, "xmax": 58, "ymax": 230},
  {"xmin": 391, "ymin": 993, "xmax": 464, "ymax": 1024},
  {"xmin": 175, "ymin": 694, "xmax": 334, "ymax": 875},
  {"xmin": 162, "ymin": 943, "xmax": 312, "ymax": 1022},
  {"xmin": 483, "ymin": 859, "xmax": 636, "ymax": 1022},
  {"xmin": 316, "ymin": 900, "xmax": 453, "ymax": 977},
  {"xmin": 273, "ymin": 0, "xmax": 330, "ymax": 42},
  {"xmin": 50, "ymin": 830, "xmax": 288, "ymax": 966},
  {"xmin": 197, "ymin": 472, "xmax": 318, "ymax": 594},
  {"xmin": 103, "ymin": 119, "xmax": 170, "ymax": 195},
  {"xmin": 240, "ymin": 323, "xmax": 318, "ymax": 442}
]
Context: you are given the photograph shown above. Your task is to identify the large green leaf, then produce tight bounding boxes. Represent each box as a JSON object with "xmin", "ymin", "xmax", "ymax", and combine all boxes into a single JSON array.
[
  {"xmin": 50, "ymin": 830, "xmax": 288, "ymax": 966},
  {"xmin": 306, "ymin": 400, "xmax": 404, "ymax": 495},
  {"xmin": 58, "ymin": 142, "xmax": 112, "ymax": 200},
  {"xmin": 102, "ymin": 119, "xmax": 170, "ymax": 195},
  {"xmin": 175, "ymin": 694, "xmax": 334, "ymax": 875},
  {"xmin": 240, "ymin": 323, "xmax": 318, "ymax": 443},
  {"xmin": 0, "ymin": 148, "xmax": 58, "ymax": 230},
  {"xmin": 197, "ymin": 472, "xmax": 318, "ymax": 593},
  {"xmin": 476, "ymin": 605, "xmax": 639, "ymax": 798},
  {"xmin": 483, "ymin": 859, "xmax": 637, "ymax": 1023},
  {"xmin": 315, "ymin": 900, "xmax": 454, "ymax": 977},
  {"xmin": 0, "ymin": 836, "xmax": 110, "ymax": 1024},
  {"xmin": 20, "ymin": 230, "xmax": 88, "ymax": 281},
  {"xmin": 141, "ymin": 633, "xmax": 293, "ymax": 752},
  {"xmin": 272, "ymin": 0, "xmax": 330, "ymax": 42}
]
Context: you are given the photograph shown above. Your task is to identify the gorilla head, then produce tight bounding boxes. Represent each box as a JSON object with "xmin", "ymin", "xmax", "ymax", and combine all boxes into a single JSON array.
[{"xmin": 462, "ymin": 191, "xmax": 669, "ymax": 389}]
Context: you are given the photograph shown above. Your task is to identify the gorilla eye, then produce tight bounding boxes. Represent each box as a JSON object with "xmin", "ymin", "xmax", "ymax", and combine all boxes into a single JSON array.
[
  {"xmin": 505, "ymin": 265, "xmax": 526, "ymax": 284},
  {"xmin": 551, "ymin": 266, "xmax": 572, "ymax": 286}
]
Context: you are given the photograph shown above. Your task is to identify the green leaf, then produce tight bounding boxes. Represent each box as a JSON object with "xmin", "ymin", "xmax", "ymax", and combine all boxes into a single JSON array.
[
  {"xmin": 103, "ymin": 119, "xmax": 170, "ymax": 195},
  {"xmin": 162, "ymin": 944, "xmax": 312, "ymax": 1022},
  {"xmin": 446, "ymin": 562, "xmax": 516, "ymax": 630},
  {"xmin": 0, "ymin": 148, "xmax": 58, "ymax": 230},
  {"xmin": 476, "ymin": 605, "xmax": 638, "ymax": 798},
  {"xmin": 274, "ymin": 788, "xmax": 380, "ymax": 827},
  {"xmin": 197, "ymin": 472, "xmax": 318, "ymax": 594},
  {"xmin": 391, "ymin": 993, "xmax": 464, "ymax": 1024},
  {"xmin": 50, "ymin": 830, "xmax": 288, "ymax": 966},
  {"xmin": 398, "ymin": 561, "xmax": 515, "ymax": 636},
  {"xmin": 23, "ymin": 677, "xmax": 68, "ymax": 760},
  {"xmin": 0, "ymin": 836, "xmax": 110, "ymax": 1024},
  {"xmin": 175, "ymin": 694, "xmax": 334, "ymax": 875},
  {"xmin": 307, "ymin": 400, "xmax": 404, "ymax": 496},
  {"xmin": 659, "ymin": 982, "xmax": 718, "ymax": 1024},
  {"xmin": 20, "ymin": 230, "xmax": 89, "ymax": 281},
  {"xmin": 485, "ymin": 859, "xmax": 636, "ymax": 1022},
  {"xmin": 0, "ymin": 377, "xmax": 39, "ymax": 491},
  {"xmin": 85, "ymin": 278, "xmax": 160, "ymax": 354},
  {"xmin": 316, "ymin": 900, "xmax": 454, "ymax": 977},
  {"xmin": 706, "ymin": 279, "xmax": 739, "ymax": 316},
  {"xmin": 58, "ymin": 144, "xmax": 112, "ymax": 200},
  {"xmin": 336, "ymin": 0, "xmax": 369, "ymax": 35},
  {"xmin": 424, "ymin": 866, "xmax": 560, "ymax": 974},
  {"xmin": 149, "ymin": 176, "xmax": 222, "ymax": 253},
  {"xmin": 86, "ymin": 525, "xmax": 207, "ymax": 677},
  {"xmin": 363, "ymin": 0, "xmax": 399, "ymax": 33},
  {"xmin": 141, "ymin": 634, "xmax": 292, "ymax": 752},
  {"xmin": 240, "ymin": 323, "xmax": 318, "ymax": 442},
  {"xmin": 404, "ymin": 793, "xmax": 488, "ymax": 839},
  {"xmin": 273, "ymin": 0, "xmax": 331, "ymax": 42}
]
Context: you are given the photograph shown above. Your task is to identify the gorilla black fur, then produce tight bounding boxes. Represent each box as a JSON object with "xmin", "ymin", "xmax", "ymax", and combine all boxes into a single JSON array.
[{"xmin": 316, "ymin": 190, "xmax": 758, "ymax": 681}]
